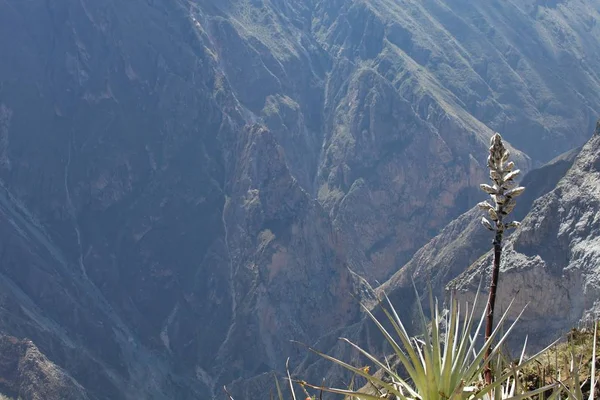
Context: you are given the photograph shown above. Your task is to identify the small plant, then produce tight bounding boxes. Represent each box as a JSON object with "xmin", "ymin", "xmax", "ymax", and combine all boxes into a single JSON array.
[
  {"xmin": 225, "ymin": 359, "xmax": 312, "ymax": 400},
  {"xmin": 478, "ymin": 133, "xmax": 525, "ymax": 384},
  {"xmin": 295, "ymin": 289, "xmax": 556, "ymax": 400},
  {"xmin": 557, "ymin": 322, "xmax": 598, "ymax": 400}
]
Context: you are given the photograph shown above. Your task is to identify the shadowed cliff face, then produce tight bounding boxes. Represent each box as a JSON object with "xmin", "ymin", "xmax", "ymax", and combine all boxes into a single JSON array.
[
  {"xmin": 0, "ymin": 1, "xmax": 359, "ymax": 397},
  {"xmin": 0, "ymin": 0, "xmax": 599, "ymax": 398}
]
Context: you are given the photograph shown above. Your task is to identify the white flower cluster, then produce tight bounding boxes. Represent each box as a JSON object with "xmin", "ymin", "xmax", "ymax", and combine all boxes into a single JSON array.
[{"xmin": 478, "ymin": 134, "xmax": 525, "ymax": 233}]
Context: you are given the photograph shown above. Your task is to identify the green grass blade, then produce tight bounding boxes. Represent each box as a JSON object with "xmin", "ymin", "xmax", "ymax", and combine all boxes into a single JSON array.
[
  {"xmin": 362, "ymin": 304, "xmax": 419, "ymax": 381},
  {"xmin": 274, "ymin": 373, "xmax": 284, "ymax": 400},
  {"xmin": 295, "ymin": 380, "xmax": 402, "ymax": 400},
  {"xmin": 340, "ymin": 338, "xmax": 419, "ymax": 398},
  {"xmin": 589, "ymin": 322, "xmax": 597, "ymax": 400},
  {"xmin": 285, "ymin": 358, "xmax": 298, "ymax": 400},
  {"xmin": 381, "ymin": 297, "xmax": 427, "ymax": 385},
  {"xmin": 296, "ymin": 341, "xmax": 406, "ymax": 397}
]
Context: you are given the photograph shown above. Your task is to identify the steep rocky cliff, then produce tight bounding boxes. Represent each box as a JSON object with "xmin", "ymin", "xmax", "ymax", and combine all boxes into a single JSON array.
[
  {"xmin": 313, "ymin": 0, "xmax": 599, "ymax": 280},
  {"xmin": 294, "ymin": 128, "xmax": 587, "ymax": 393},
  {"xmin": 380, "ymin": 138, "xmax": 582, "ymax": 310},
  {"xmin": 0, "ymin": 0, "xmax": 599, "ymax": 398},
  {"xmin": 452, "ymin": 130, "xmax": 600, "ymax": 345},
  {"xmin": 0, "ymin": 336, "xmax": 89, "ymax": 400}
]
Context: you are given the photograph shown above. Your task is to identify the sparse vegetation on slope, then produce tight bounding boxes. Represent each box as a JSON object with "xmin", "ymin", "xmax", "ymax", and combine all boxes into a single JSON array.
[{"xmin": 521, "ymin": 323, "xmax": 599, "ymax": 399}]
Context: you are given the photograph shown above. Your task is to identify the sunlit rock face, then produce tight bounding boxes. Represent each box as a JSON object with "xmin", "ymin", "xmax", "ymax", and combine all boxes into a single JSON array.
[{"xmin": 453, "ymin": 132, "xmax": 600, "ymax": 346}]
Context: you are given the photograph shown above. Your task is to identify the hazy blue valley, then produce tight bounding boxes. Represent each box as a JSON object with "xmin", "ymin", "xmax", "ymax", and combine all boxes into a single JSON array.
[{"xmin": 0, "ymin": 0, "xmax": 599, "ymax": 398}]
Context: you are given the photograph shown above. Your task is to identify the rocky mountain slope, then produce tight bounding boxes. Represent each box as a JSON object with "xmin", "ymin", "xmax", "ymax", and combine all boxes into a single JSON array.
[
  {"xmin": 452, "ymin": 125, "xmax": 600, "ymax": 345},
  {"xmin": 293, "ymin": 125, "xmax": 592, "ymax": 393},
  {"xmin": 0, "ymin": 335, "xmax": 89, "ymax": 400},
  {"xmin": 380, "ymin": 134, "xmax": 583, "ymax": 310},
  {"xmin": 0, "ymin": 0, "xmax": 599, "ymax": 398}
]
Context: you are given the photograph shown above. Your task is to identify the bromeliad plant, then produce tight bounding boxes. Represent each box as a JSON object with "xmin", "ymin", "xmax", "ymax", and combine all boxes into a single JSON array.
[
  {"xmin": 478, "ymin": 133, "xmax": 525, "ymax": 384},
  {"xmin": 296, "ymin": 289, "xmax": 556, "ymax": 400}
]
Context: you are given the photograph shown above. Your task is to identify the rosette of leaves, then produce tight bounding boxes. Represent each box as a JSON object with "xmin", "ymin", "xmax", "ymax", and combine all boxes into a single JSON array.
[
  {"xmin": 478, "ymin": 133, "xmax": 525, "ymax": 384},
  {"xmin": 293, "ymin": 290, "xmax": 557, "ymax": 400}
]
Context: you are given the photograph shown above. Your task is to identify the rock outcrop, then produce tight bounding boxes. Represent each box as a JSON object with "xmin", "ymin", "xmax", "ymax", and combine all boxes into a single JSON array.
[
  {"xmin": 452, "ymin": 131, "xmax": 600, "ymax": 345},
  {"xmin": 381, "ymin": 140, "xmax": 582, "ymax": 309},
  {"xmin": 294, "ymin": 130, "xmax": 586, "ymax": 391},
  {"xmin": 0, "ymin": 336, "xmax": 89, "ymax": 400}
]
